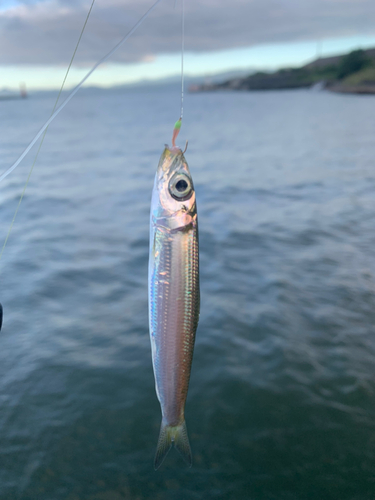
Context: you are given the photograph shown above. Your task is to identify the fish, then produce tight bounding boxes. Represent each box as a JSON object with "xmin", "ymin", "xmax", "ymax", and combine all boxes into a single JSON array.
[{"xmin": 149, "ymin": 144, "xmax": 200, "ymax": 470}]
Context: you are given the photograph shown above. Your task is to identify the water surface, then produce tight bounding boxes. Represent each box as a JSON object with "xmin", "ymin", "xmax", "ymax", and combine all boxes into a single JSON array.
[{"xmin": 0, "ymin": 86, "xmax": 375, "ymax": 499}]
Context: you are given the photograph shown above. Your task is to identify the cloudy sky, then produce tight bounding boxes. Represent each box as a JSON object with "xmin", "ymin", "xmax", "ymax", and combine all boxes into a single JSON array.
[{"xmin": 1, "ymin": 0, "xmax": 375, "ymax": 89}]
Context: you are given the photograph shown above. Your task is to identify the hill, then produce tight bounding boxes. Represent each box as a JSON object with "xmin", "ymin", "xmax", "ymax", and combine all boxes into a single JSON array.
[{"xmin": 191, "ymin": 48, "xmax": 375, "ymax": 94}]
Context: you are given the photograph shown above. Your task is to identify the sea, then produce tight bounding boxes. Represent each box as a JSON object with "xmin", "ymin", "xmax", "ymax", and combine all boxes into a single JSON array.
[{"xmin": 0, "ymin": 84, "xmax": 375, "ymax": 500}]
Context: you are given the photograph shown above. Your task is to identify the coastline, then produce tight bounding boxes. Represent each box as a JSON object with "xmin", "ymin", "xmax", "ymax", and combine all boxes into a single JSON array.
[{"xmin": 190, "ymin": 48, "xmax": 375, "ymax": 96}]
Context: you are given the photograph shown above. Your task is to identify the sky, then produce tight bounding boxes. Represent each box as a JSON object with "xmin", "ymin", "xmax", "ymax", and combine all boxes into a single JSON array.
[{"xmin": 1, "ymin": 0, "xmax": 375, "ymax": 90}]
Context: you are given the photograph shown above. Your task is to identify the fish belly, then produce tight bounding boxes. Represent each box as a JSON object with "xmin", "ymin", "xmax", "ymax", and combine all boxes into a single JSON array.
[{"xmin": 149, "ymin": 222, "xmax": 199, "ymax": 426}]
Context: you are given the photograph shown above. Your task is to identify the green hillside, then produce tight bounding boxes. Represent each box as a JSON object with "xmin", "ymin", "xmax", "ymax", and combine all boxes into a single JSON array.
[{"xmin": 193, "ymin": 48, "xmax": 375, "ymax": 94}]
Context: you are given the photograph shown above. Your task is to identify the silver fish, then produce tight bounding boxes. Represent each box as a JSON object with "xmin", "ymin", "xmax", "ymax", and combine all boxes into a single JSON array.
[{"xmin": 149, "ymin": 145, "xmax": 199, "ymax": 469}]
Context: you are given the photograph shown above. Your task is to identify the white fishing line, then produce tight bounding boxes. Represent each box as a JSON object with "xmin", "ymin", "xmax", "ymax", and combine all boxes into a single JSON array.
[
  {"xmin": 171, "ymin": 0, "xmax": 186, "ymax": 147},
  {"xmin": 0, "ymin": 0, "xmax": 164, "ymax": 184},
  {"xmin": 180, "ymin": 0, "xmax": 185, "ymax": 120}
]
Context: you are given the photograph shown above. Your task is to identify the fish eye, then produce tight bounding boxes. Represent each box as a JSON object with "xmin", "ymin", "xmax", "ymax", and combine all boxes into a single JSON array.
[
  {"xmin": 176, "ymin": 179, "xmax": 188, "ymax": 192},
  {"xmin": 169, "ymin": 173, "xmax": 193, "ymax": 201}
]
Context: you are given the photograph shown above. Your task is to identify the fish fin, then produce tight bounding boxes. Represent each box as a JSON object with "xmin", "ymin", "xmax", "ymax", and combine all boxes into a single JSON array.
[
  {"xmin": 154, "ymin": 419, "xmax": 192, "ymax": 470},
  {"xmin": 174, "ymin": 419, "xmax": 192, "ymax": 468},
  {"xmin": 154, "ymin": 420, "xmax": 173, "ymax": 470}
]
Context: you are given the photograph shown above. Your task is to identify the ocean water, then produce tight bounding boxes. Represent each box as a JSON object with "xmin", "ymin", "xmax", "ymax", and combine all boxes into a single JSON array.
[{"xmin": 0, "ymin": 85, "xmax": 375, "ymax": 500}]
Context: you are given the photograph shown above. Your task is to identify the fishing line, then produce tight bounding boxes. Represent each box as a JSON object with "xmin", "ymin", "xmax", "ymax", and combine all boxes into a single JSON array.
[
  {"xmin": 173, "ymin": 0, "xmax": 185, "ymax": 117},
  {"xmin": 180, "ymin": 0, "xmax": 185, "ymax": 121},
  {"xmin": 172, "ymin": 0, "xmax": 185, "ymax": 148},
  {"xmin": 0, "ymin": 0, "xmax": 97, "ymax": 264},
  {"xmin": 0, "ymin": 0, "xmax": 164, "ymax": 184}
]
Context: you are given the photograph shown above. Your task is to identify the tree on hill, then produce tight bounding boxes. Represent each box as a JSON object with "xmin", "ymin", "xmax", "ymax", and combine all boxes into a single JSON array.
[{"xmin": 337, "ymin": 49, "xmax": 372, "ymax": 79}]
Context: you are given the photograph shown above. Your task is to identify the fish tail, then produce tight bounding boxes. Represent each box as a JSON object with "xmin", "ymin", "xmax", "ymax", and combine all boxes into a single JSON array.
[{"xmin": 154, "ymin": 419, "xmax": 192, "ymax": 470}]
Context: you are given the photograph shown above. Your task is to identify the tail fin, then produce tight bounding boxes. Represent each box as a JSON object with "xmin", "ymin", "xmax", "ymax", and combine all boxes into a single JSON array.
[{"xmin": 154, "ymin": 419, "xmax": 192, "ymax": 470}]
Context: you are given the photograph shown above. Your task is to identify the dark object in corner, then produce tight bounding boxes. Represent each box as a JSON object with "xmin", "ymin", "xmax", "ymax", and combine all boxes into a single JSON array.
[{"xmin": 0, "ymin": 303, "xmax": 3, "ymax": 331}]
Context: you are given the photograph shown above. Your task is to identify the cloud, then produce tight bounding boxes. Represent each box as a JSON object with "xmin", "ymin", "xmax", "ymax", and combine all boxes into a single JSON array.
[{"xmin": 1, "ymin": 0, "xmax": 375, "ymax": 66}]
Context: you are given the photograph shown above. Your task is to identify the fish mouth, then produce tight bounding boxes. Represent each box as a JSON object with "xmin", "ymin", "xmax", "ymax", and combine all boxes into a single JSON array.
[
  {"xmin": 164, "ymin": 140, "xmax": 188, "ymax": 156},
  {"xmin": 164, "ymin": 144, "xmax": 183, "ymax": 155},
  {"xmin": 156, "ymin": 145, "xmax": 191, "ymax": 187},
  {"xmin": 158, "ymin": 146, "xmax": 185, "ymax": 174}
]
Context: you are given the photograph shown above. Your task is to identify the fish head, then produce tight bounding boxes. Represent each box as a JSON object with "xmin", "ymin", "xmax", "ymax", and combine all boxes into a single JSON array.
[{"xmin": 151, "ymin": 146, "xmax": 196, "ymax": 230}]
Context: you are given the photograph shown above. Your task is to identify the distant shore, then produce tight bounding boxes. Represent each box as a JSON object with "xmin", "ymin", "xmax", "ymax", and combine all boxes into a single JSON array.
[
  {"xmin": 327, "ymin": 83, "xmax": 375, "ymax": 94},
  {"xmin": 190, "ymin": 48, "xmax": 375, "ymax": 95},
  {"xmin": 190, "ymin": 82, "xmax": 375, "ymax": 95}
]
